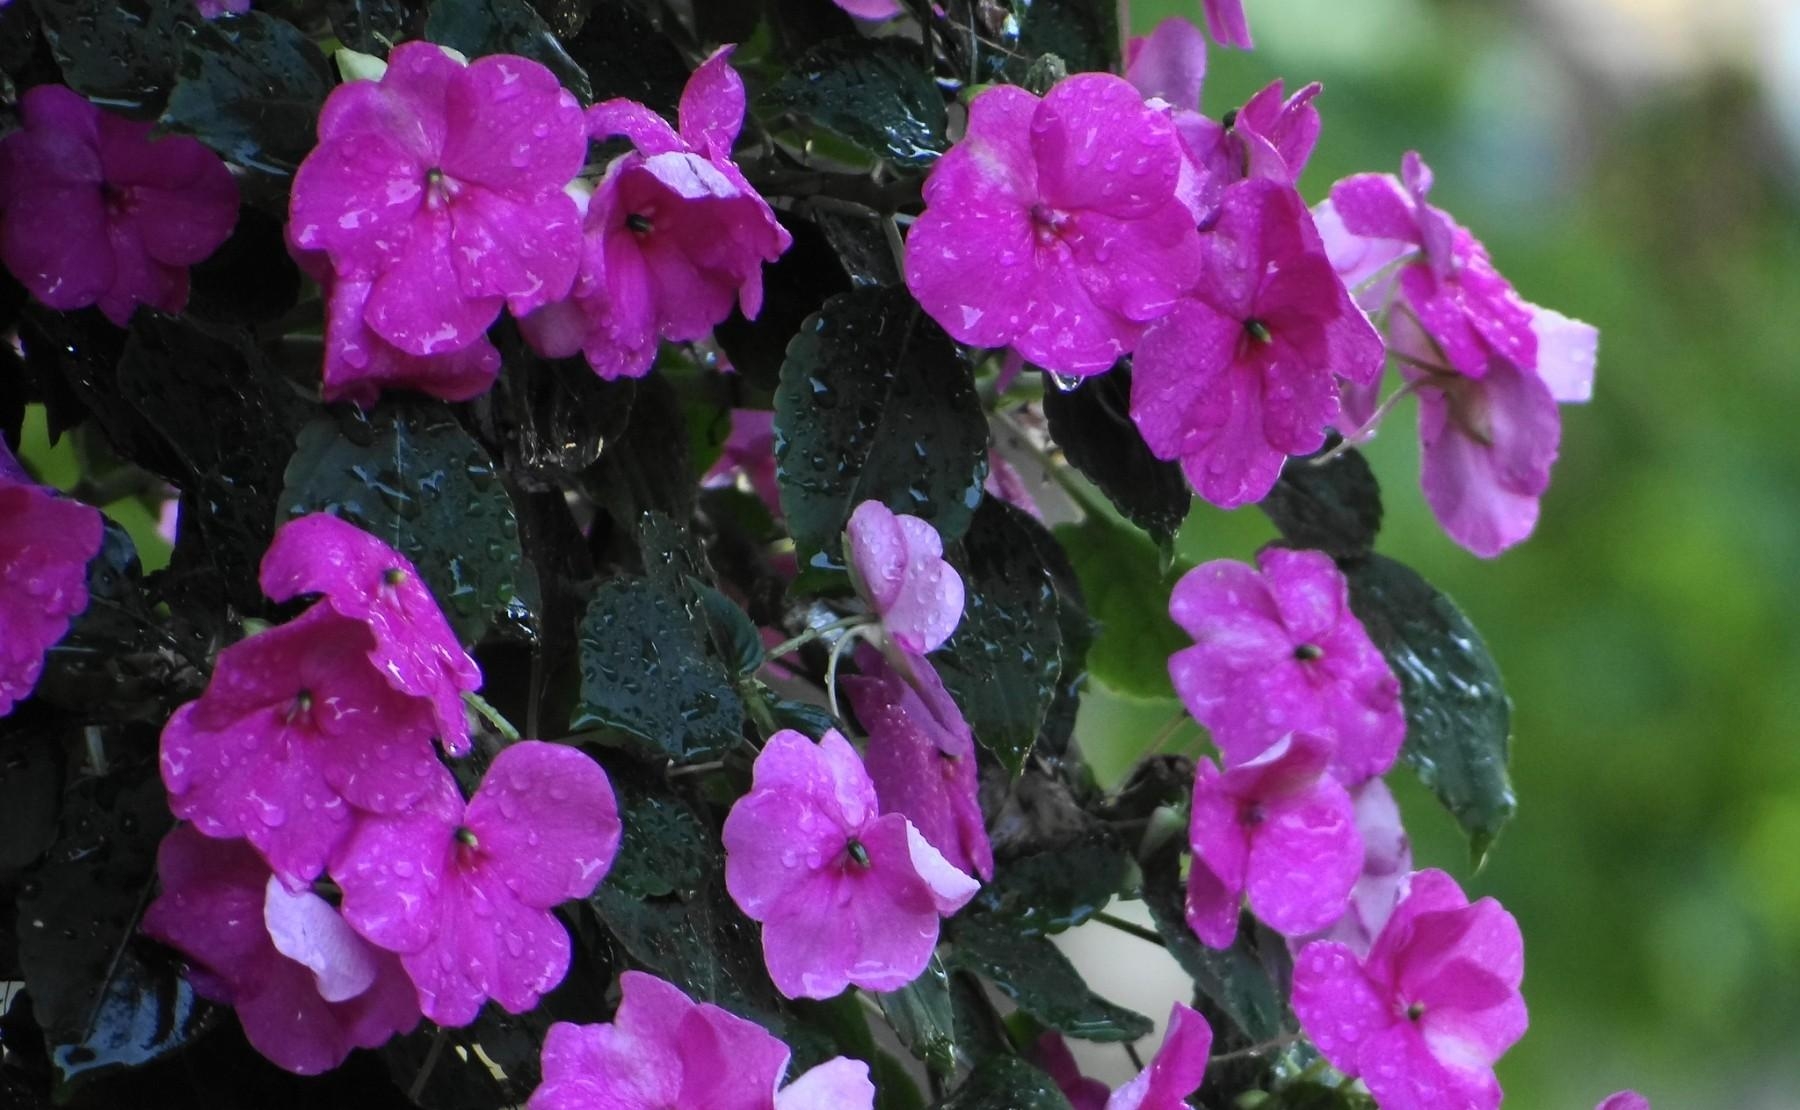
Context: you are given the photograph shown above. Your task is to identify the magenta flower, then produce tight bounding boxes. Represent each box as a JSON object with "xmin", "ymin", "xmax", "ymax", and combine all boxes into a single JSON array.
[
  {"xmin": 260, "ymin": 513, "xmax": 482, "ymax": 756},
  {"xmin": 700, "ymin": 409, "xmax": 782, "ymax": 519},
  {"xmin": 0, "ymin": 442, "xmax": 103, "ymax": 717},
  {"xmin": 1292, "ymin": 869, "xmax": 1527, "ymax": 1110},
  {"xmin": 722, "ymin": 730, "xmax": 980, "ymax": 999},
  {"xmin": 195, "ymin": 0, "xmax": 250, "ymax": 16},
  {"xmin": 1327, "ymin": 152, "xmax": 1536, "ymax": 379},
  {"xmin": 159, "ymin": 605, "xmax": 448, "ymax": 885},
  {"xmin": 1203, "ymin": 0, "xmax": 1252, "ymax": 48},
  {"xmin": 1186, "ymin": 733, "xmax": 1360, "ymax": 948},
  {"xmin": 842, "ymin": 646, "xmax": 993, "ymax": 882},
  {"xmin": 1131, "ymin": 179, "xmax": 1384, "ymax": 508},
  {"xmin": 321, "ymin": 271, "xmax": 502, "ymax": 405},
  {"xmin": 1290, "ymin": 778, "xmax": 1412, "ymax": 959},
  {"xmin": 331, "ymin": 741, "xmax": 620, "ymax": 1025},
  {"xmin": 904, "ymin": 74, "xmax": 1202, "ymax": 377},
  {"xmin": 142, "ymin": 826, "xmax": 420, "ymax": 1075},
  {"xmin": 289, "ymin": 43, "xmax": 586, "ymax": 358},
  {"xmin": 1033, "ymin": 1032, "xmax": 1109, "ymax": 1110},
  {"xmin": 1597, "ymin": 1093, "xmax": 1650, "ymax": 1110},
  {"xmin": 527, "ymin": 971, "xmax": 875, "ymax": 1110},
  {"xmin": 830, "ymin": 0, "xmax": 901, "ymax": 19},
  {"xmin": 1127, "ymin": 18, "xmax": 1210, "ymax": 111},
  {"xmin": 1167, "ymin": 547, "xmax": 1403, "ymax": 784},
  {"xmin": 1107, "ymin": 1002, "xmax": 1213, "ymax": 1110},
  {"xmin": 845, "ymin": 500, "xmax": 965, "ymax": 656},
  {"xmin": 522, "ymin": 48, "xmax": 791, "ymax": 380},
  {"xmin": 1173, "ymin": 80, "xmax": 1321, "ymax": 217},
  {"xmin": 0, "ymin": 84, "xmax": 237, "ymax": 326},
  {"xmin": 983, "ymin": 450, "xmax": 1044, "ymax": 521}
]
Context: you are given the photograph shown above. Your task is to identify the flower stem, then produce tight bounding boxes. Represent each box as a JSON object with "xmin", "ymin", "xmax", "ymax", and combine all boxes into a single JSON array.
[
  {"xmin": 1310, "ymin": 376, "xmax": 1426, "ymax": 467},
  {"xmin": 1092, "ymin": 910, "xmax": 1166, "ymax": 947},
  {"xmin": 1207, "ymin": 1031, "xmax": 1303, "ymax": 1066},
  {"xmin": 462, "ymin": 691, "xmax": 520, "ymax": 742},
  {"xmin": 765, "ymin": 614, "xmax": 872, "ymax": 662}
]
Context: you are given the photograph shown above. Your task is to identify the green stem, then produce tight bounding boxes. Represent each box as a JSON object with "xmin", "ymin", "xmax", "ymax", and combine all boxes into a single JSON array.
[
  {"xmin": 765, "ymin": 614, "xmax": 872, "ymax": 661},
  {"xmin": 1092, "ymin": 910, "xmax": 1166, "ymax": 948},
  {"xmin": 462, "ymin": 691, "xmax": 521, "ymax": 743}
]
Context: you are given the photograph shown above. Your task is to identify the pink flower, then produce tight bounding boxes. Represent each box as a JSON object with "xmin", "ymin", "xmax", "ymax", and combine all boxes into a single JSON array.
[
  {"xmin": 321, "ymin": 271, "xmax": 502, "ymax": 405},
  {"xmin": 1033, "ymin": 1032, "xmax": 1110, "ymax": 1110},
  {"xmin": 522, "ymin": 49, "xmax": 791, "ymax": 380},
  {"xmin": 527, "ymin": 971, "xmax": 875, "ymax": 1110},
  {"xmin": 0, "ymin": 84, "xmax": 237, "ymax": 326},
  {"xmin": 1327, "ymin": 152, "xmax": 1536, "ymax": 379},
  {"xmin": 845, "ymin": 500, "xmax": 965, "ymax": 656},
  {"xmin": 904, "ymin": 74, "xmax": 1202, "ymax": 377},
  {"xmin": 984, "ymin": 449, "xmax": 1044, "ymax": 521},
  {"xmin": 195, "ymin": 0, "xmax": 250, "ymax": 16},
  {"xmin": 260, "ymin": 513, "xmax": 482, "ymax": 756},
  {"xmin": 1127, "ymin": 18, "xmax": 1210, "ymax": 110},
  {"xmin": 1173, "ymin": 81, "xmax": 1321, "ymax": 217},
  {"xmin": 0, "ymin": 442, "xmax": 103, "ymax": 717},
  {"xmin": 142, "ymin": 826, "xmax": 420, "ymax": 1075},
  {"xmin": 830, "ymin": 0, "xmax": 901, "ymax": 18},
  {"xmin": 1597, "ymin": 1093, "xmax": 1650, "ymax": 1110},
  {"xmin": 722, "ymin": 730, "xmax": 980, "ymax": 999},
  {"xmin": 1290, "ymin": 778, "xmax": 1412, "ymax": 958},
  {"xmin": 1292, "ymin": 869, "xmax": 1527, "ymax": 1110},
  {"xmin": 700, "ymin": 409, "xmax": 782, "ymax": 519},
  {"xmin": 331, "ymin": 741, "xmax": 621, "ymax": 1026},
  {"xmin": 289, "ymin": 43, "xmax": 586, "ymax": 358},
  {"xmin": 159, "ymin": 605, "xmax": 448, "ymax": 885},
  {"xmin": 1186, "ymin": 733, "xmax": 1360, "ymax": 947},
  {"xmin": 1033, "ymin": 1003, "xmax": 1214, "ymax": 1110},
  {"xmin": 1130, "ymin": 179, "xmax": 1384, "ymax": 508},
  {"xmin": 1167, "ymin": 547, "xmax": 1403, "ymax": 784},
  {"xmin": 841, "ymin": 646, "xmax": 993, "ymax": 881},
  {"xmin": 1203, "ymin": 0, "xmax": 1253, "ymax": 48}
]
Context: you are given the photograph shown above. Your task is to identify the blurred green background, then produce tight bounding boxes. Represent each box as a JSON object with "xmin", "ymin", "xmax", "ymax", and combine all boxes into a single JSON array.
[{"xmin": 1077, "ymin": 0, "xmax": 1800, "ymax": 1104}]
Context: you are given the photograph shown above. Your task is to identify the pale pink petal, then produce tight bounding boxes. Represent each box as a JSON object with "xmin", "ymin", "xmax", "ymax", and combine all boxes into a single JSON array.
[
  {"xmin": 1126, "ymin": 18, "xmax": 1209, "ymax": 109},
  {"xmin": 776, "ymin": 1057, "xmax": 876, "ymax": 1110},
  {"xmin": 1530, "ymin": 303, "xmax": 1597, "ymax": 403},
  {"xmin": 263, "ymin": 877, "xmax": 379, "ymax": 1003}
]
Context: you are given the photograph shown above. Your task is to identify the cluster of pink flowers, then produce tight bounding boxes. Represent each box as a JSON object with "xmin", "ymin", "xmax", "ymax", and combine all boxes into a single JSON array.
[
  {"xmin": 0, "ymin": 85, "xmax": 238, "ymax": 326},
  {"xmin": 287, "ymin": 43, "xmax": 788, "ymax": 404},
  {"xmin": 0, "ymin": 440, "xmax": 104, "ymax": 717},
  {"xmin": 147, "ymin": 513, "xmax": 621, "ymax": 1071}
]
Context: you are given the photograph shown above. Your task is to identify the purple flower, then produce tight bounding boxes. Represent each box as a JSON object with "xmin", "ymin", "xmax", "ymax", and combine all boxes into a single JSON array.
[
  {"xmin": 0, "ymin": 85, "xmax": 237, "ymax": 326},
  {"xmin": 527, "ymin": 971, "xmax": 875, "ymax": 1110},
  {"xmin": 830, "ymin": 0, "xmax": 901, "ymax": 18},
  {"xmin": 260, "ymin": 513, "xmax": 482, "ymax": 756},
  {"xmin": 904, "ymin": 74, "xmax": 1202, "ymax": 377},
  {"xmin": 1203, "ymin": 0, "xmax": 1253, "ymax": 48},
  {"xmin": 1130, "ymin": 179, "xmax": 1384, "ymax": 508},
  {"xmin": 1172, "ymin": 80, "xmax": 1321, "ymax": 220},
  {"xmin": 289, "ymin": 43, "xmax": 586, "ymax": 358},
  {"xmin": 700, "ymin": 409, "xmax": 782, "ymax": 519},
  {"xmin": 841, "ymin": 646, "xmax": 993, "ymax": 881},
  {"xmin": 1033, "ymin": 1032, "xmax": 1110, "ymax": 1110},
  {"xmin": 722, "ymin": 730, "xmax": 980, "ymax": 998},
  {"xmin": 1186, "ymin": 733, "xmax": 1360, "ymax": 948},
  {"xmin": 1597, "ymin": 1093, "xmax": 1650, "ymax": 1110},
  {"xmin": 1327, "ymin": 152, "xmax": 1536, "ymax": 379},
  {"xmin": 1107, "ymin": 1002, "xmax": 1213, "ymax": 1110},
  {"xmin": 321, "ymin": 270, "xmax": 502, "ymax": 405},
  {"xmin": 522, "ymin": 48, "xmax": 791, "ymax": 380},
  {"xmin": 0, "ymin": 442, "xmax": 103, "ymax": 717},
  {"xmin": 1290, "ymin": 778, "xmax": 1412, "ymax": 959},
  {"xmin": 331, "ymin": 741, "xmax": 621, "ymax": 1026},
  {"xmin": 1292, "ymin": 869, "xmax": 1527, "ymax": 1110},
  {"xmin": 1167, "ymin": 547, "xmax": 1404, "ymax": 784},
  {"xmin": 142, "ymin": 826, "xmax": 420, "ymax": 1075},
  {"xmin": 195, "ymin": 0, "xmax": 250, "ymax": 16},
  {"xmin": 1127, "ymin": 18, "xmax": 1210, "ymax": 111},
  {"xmin": 845, "ymin": 500, "xmax": 965, "ymax": 656},
  {"xmin": 983, "ymin": 449, "xmax": 1044, "ymax": 521},
  {"xmin": 159, "ymin": 605, "xmax": 448, "ymax": 886}
]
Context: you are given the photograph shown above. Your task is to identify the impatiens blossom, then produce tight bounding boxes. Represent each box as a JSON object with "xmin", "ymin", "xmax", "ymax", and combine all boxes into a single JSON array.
[
  {"xmin": 1174, "ymin": 80, "xmax": 1322, "ymax": 215},
  {"xmin": 1131, "ymin": 179, "xmax": 1384, "ymax": 508},
  {"xmin": 1291, "ymin": 778, "xmax": 1412, "ymax": 958},
  {"xmin": 1292, "ymin": 869, "xmax": 1527, "ymax": 1110},
  {"xmin": 1167, "ymin": 547, "xmax": 1403, "ymax": 784},
  {"xmin": 1035, "ymin": 1003, "xmax": 1214, "ymax": 1110},
  {"xmin": 159, "ymin": 605, "xmax": 447, "ymax": 885},
  {"xmin": 527, "ymin": 971, "xmax": 875, "ymax": 1110},
  {"xmin": 1186, "ymin": 732, "xmax": 1360, "ymax": 947},
  {"xmin": 522, "ymin": 48, "xmax": 791, "ymax": 380},
  {"xmin": 332, "ymin": 741, "xmax": 621, "ymax": 1025},
  {"xmin": 905, "ymin": 74, "xmax": 1202, "ymax": 376},
  {"xmin": 1596, "ymin": 1093, "xmax": 1650, "ymax": 1110},
  {"xmin": 1127, "ymin": 18, "xmax": 1210, "ymax": 111},
  {"xmin": 1203, "ymin": 0, "xmax": 1253, "ymax": 48},
  {"xmin": 195, "ymin": 0, "xmax": 250, "ymax": 16},
  {"xmin": 142, "ymin": 826, "xmax": 419, "ymax": 1075},
  {"xmin": 289, "ymin": 43, "xmax": 585, "ymax": 358},
  {"xmin": 842, "ymin": 645, "xmax": 993, "ymax": 881},
  {"xmin": 722, "ymin": 730, "xmax": 979, "ymax": 998},
  {"xmin": 845, "ymin": 500, "xmax": 964, "ymax": 656},
  {"xmin": 0, "ymin": 84, "xmax": 237, "ymax": 326},
  {"xmin": 321, "ymin": 270, "xmax": 502, "ymax": 405},
  {"xmin": 830, "ymin": 0, "xmax": 900, "ymax": 19},
  {"xmin": 1034, "ymin": 1032, "xmax": 1109, "ymax": 1110},
  {"xmin": 0, "ymin": 441, "xmax": 103, "ymax": 717},
  {"xmin": 260, "ymin": 512, "xmax": 482, "ymax": 755},
  {"xmin": 700, "ymin": 408, "xmax": 782, "ymax": 518}
]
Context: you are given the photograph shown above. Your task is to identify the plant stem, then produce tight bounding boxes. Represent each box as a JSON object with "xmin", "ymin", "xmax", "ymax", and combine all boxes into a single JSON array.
[
  {"xmin": 1093, "ymin": 910, "xmax": 1166, "ymax": 947},
  {"xmin": 765, "ymin": 614, "xmax": 871, "ymax": 662},
  {"xmin": 462, "ymin": 691, "xmax": 520, "ymax": 742},
  {"xmin": 667, "ymin": 759, "xmax": 726, "ymax": 779},
  {"xmin": 1207, "ymin": 1031, "xmax": 1303, "ymax": 1066}
]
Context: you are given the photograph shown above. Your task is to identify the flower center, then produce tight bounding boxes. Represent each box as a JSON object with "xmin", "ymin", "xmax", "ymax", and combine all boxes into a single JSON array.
[
  {"xmin": 1244, "ymin": 318, "xmax": 1273, "ymax": 344},
  {"xmin": 455, "ymin": 826, "xmax": 480, "ymax": 851},
  {"xmin": 626, "ymin": 213, "xmax": 653, "ymax": 235},
  {"xmin": 1406, "ymin": 1001, "xmax": 1426, "ymax": 1022},
  {"xmin": 424, "ymin": 167, "xmax": 458, "ymax": 209},
  {"xmin": 1241, "ymin": 803, "xmax": 1266, "ymax": 828},
  {"xmin": 846, "ymin": 839, "xmax": 871, "ymax": 868},
  {"xmin": 285, "ymin": 689, "xmax": 313, "ymax": 724},
  {"xmin": 383, "ymin": 566, "xmax": 407, "ymax": 587},
  {"xmin": 1293, "ymin": 642, "xmax": 1323, "ymax": 662},
  {"xmin": 101, "ymin": 182, "xmax": 136, "ymax": 218},
  {"xmin": 1030, "ymin": 202, "xmax": 1072, "ymax": 247},
  {"xmin": 1440, "ymin": 374, "xmax": 1495, "ymax": 447}
]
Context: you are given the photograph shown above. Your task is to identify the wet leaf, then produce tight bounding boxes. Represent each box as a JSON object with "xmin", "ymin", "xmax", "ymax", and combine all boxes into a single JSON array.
[
  {"xmin": 1054, "ymin": 516, "xmax": 1190, "ymax": 701},
  {"xmin": 878, "ymin": 956, "xmax": 958, "ymax": 1075},
  {"xmin": 1343, "ymin": 553, "xmax": 1515, "ymax": 864},
  {"xmin": 1002, "ymin": 0, "xmax": 1119, "ymax": 84},
  {"xmin": 280, "ymin": 400, "xmax": 525, "ymax": 643},
  {"xmin": 967, "ymin": 831, "xmax": 1129, "ymax": 937},
  {"xmin": 774, "ymin": 286, "xmax": 988, "ymax": 568},
  {"xmin": 0, "ymin": 723, "xmax": 64, "ymax": 873},
  {"xmin": 932, "ymin": 1052, "xmax": 1075, "ymax": 1110},
  {"xmin": 562, "ymin": 0, "xmax": 686, "ymax": 113},
  {"xmin": 327, "ymin": 0, "xmax": 415, "ymax": 53},
  {"xmin": 766, "ymin": 38, "xmax": 949, "ymax": 168},
  {"xmin": 1042, "ymin": 367, "xmax": 1190, "ymax": 549},
  {"xmin": 426, "ymin": 0, "xmax": 592, "ymax": 102},
  {"xmin": 1141, "ymin": 847, "xmax": 1290, "ymax": 1046},
  {"xmin": 600, "ymin": 774, "xmax": 712, "ymax": 900},
  {"xmin": 945, "ymin": 919, "xmax": 1151, "ymax": 1043},
  {"xmin": 1260, "ymin": 437, "xmax": 1383, "ymax": 558},
  {"xmin": 31, "ymin": 0, "xmax": 184, "ymax": 117}
]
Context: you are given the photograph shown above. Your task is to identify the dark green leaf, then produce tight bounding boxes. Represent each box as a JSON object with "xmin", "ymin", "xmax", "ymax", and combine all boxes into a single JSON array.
[
  {"xmin": 692, "ymin": 580, "xmax": 766, "ymax": 677},
  {"xmin": 563, "ymin": 0, "xmax": 687, "ymax": 113},
  {"xmin": 50, "ymin": 947, "xmax": 211, "ymax": 1095},
  {"xmin": 872, "ymin": 1049, "xmax": 930, "ymax": 1110},
  {"xmin": 946, "ymin": 919, "xmax": 1151, "ymax": 1043},
  {"xmin": 1260, "ymin": 437, "xmax": 1383, "ymax": 558},
  {"xmin": 1261, "ymin": 1081, "xmax": 1379, "ymax": 1109},
  {"xmin": 160, "ymin": 12, "xmax": 332, "ymax": 194},
  {"xmin": 1141, "ymin": 849, "xmax": 1289, "ymax": 1045},
  {"xmin": 1004, "ymin": 0, "xmax": 1119, "ymax": 83},
  {"xmin": 0, "ymin": 725, "xmax": 64, "ymax": 872},
  {"xmin": 327, "ymin": 0, "xmax": 414, "ymax": 53},
  {"xmin": 1042, "ymin": 368, "xmax": 1190, "ymax": 548},
  {"xmin": 279, "ymin": 400, "xmax": 524, "ymax": 643},
  {"xmin": 766, "ymin": 38, "xmax": 948, "ymax": 168},
  {"xmin": 878, "ymin": 956, "xmax": 958, "ymax": 1075},
  {"xmin": 1054, "ymin": 516, "xmax": 1190, "ymax": 701},
  {"xmin": 31, "ymin": 0, "xmax": 184, "ymax": 117},
  {"xmin": 476, "ymin": 326, "xmax": 635, "ymax": 490},
  {"xmin": 933, "ymin": 1054, "xmax": 1075, "ymax": 1110},
  {"xmin": 1343, "ymin": 553, "xmax": 1515, "ymax": 863},
  {"xmin": 600, "ymin": 775, "xmax": 712, "ymax": 900},
  {"xmin": 715, "ymin": 215, "xmax": 855, "ymax": 391},
  {"xmin": 426, "ymin": 0, "xmax": 592, "ymax": 101},
  {"xmin": 936, "ymin": 499, "xmax": 1066, "ymax": 774},
  {"xmin": 761, "ymin": 695, "xmax": 840, "ymax": 739},
  {"xmin": 969, "ymin": 831, "xmax": 1129, "ymax": 937},
  {"xmin": 582, "ymin": 373, "xmax": 695, "ymax": 527},
  {"xmin": 774, "ymin": 285, "xmax": 988, "ymax": 564},
  {"xmin": 573, "ymin": 577, "xmax": 745, "ymax": 760},
  {"xmin": 186, "ymin": 207, "xmax": 303, "ymax": 324}
]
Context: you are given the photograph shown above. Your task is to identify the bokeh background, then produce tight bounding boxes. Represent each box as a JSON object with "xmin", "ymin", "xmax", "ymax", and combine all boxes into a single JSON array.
[{"xmin": 1070, "ymin": 0, "xmax": 1800, "ymax": 1105}]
